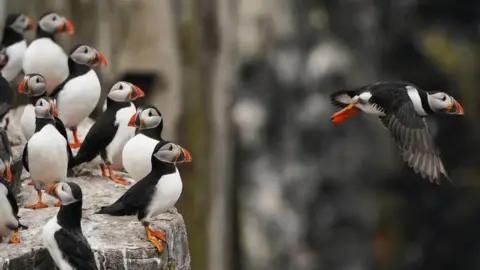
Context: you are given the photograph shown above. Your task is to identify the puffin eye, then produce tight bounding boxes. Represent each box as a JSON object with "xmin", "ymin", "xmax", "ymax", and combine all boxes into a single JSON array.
[
  {"xmin": 441, "ymin": 96, "xmax": 447, "ymax": 101},
  {"xmin": 148, "ymin": 111, "xmax": 152, "ymax": 117},
  {"xmin": 119, "ymin": 84, "xmax": 123, "ymax": 90},
  {"xmin": 36, "ymin": 77, "xmax": 39, "ymax": 83},
  {"xmin": 84, "ymin": 47, "xmax": 88, "ymax": 54},
  {"xmin": 52, "ymin": 16, "xmax": 57, "ymax": 21},
  {"xmin": 168, "ymin": 145, "xmax": 173, "ymax": 151}
]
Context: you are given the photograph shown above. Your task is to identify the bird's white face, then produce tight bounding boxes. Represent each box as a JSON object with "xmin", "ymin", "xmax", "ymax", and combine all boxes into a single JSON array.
[
  {"xmin": 10, "ymin": 14, "xmax": 35, "ymax": 33},
  {"xmin": 107, "ymin": 81, "xmax": 145, "ymax": 102},
  {"xmin": 153, "ymin": 142, "xmax": 192, "ymax": 164},
  {"xmin": 46, "ymin": 183, "xmax": 79, "ymax": 205},
  {"xmin": 38, "ymin": 13, "xmax": 74, "ymax": 34},
  {"xmin": 18, "ymin": 74, "xmax": 47, "ymax": 96},
  {"xmin": 427, "ymin": 92, "xmax": 465, "ymax": 115},
  {"xmin": 137, "ymin": 108, "xmax": 162, "ymax": 129},
  {"xmin": 34, "ymin": 97, "xmax": 57, "ymax": 118},
  {"xmin": 70, "ymin": 45, "xmax": 107, "ymax": 67}
]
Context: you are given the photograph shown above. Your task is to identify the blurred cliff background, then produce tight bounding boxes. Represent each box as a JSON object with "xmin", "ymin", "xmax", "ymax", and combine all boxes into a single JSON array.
[{"xmin": 1, "ymin": 0, "xmax": 479, "ymax": 269}]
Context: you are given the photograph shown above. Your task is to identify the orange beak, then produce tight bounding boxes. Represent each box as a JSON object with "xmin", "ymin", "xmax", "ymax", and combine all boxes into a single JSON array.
[
  {"xmin": 128, "ymin": 113, "xmax": 138, "ymax": 127},
  {"xmin": 447, "ymin": 97, "xmax": 465, "ymax": 115},
  {"xmin": 53, "ymin": 103, "xmax": 59, "ymax": 117},
  {"xmin": 133, "ymin": 85, "xmax": 145, "ymax": 98},
  {"xmin": 6, "ymin": 161, "xmax": 11, "ymax": 183},
  {"xmin": 46, "ymin": 183, "xmax": 59, "ymax": 198},
  {"xmin": 17, "ymin": 78, "xmax": 28, "ymax": 94},
  {"xmin": 178, "ymin": 147, "xmax": 193, "ymax": 163},
  {"xmin": 26, "ymin": 17, "xmax": 36, "ymax": 31},
  {"xmin": 92, "ymin": 49, "xmax": 107, "ymax": 66},
  {"xmin": 59, "ymin": 18, "xmax": 75, "ymax": 35}
]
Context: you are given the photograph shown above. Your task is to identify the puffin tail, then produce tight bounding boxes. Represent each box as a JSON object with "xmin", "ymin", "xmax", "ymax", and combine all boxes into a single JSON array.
[{"xmin": 96, "ymin": 203, "xmax": 129, "ymax": 216}]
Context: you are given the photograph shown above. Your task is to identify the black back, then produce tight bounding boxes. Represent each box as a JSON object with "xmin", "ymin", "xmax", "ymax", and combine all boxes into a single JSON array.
[
  {"xmin": 2, "ymin": 13, "xmax": 24, "ymax": 47},
  {"xmin": 0, "ymin": 128, "xmax": 12, "ymax": 162},
  {"xmin": 0, "ymin": 75, "xmax": 14, "ymax": 121}
]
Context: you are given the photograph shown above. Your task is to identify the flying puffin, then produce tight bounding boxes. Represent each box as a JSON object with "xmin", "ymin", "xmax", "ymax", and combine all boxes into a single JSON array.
[
  {"xmin": 122, "ymin": 106, "xmax": 164, "ymax": 181},
  {"xmin": 0, "ymin": 159, "xmax": 27, "ymax": 244},
  {"xmin": 0, "ymin": 128, "xmax": 13, "ymax": 183},
  {"xmin": 0, "ymin": 45, "xmax": 15, "ymax": 130},
  {"xmin": 71, "ymin": 82, "xmax": 144, "ymax": 184},
  {"xmin": 22, "ymin": 12, "xmax": 74, "ymax": 94},
  {"xmin": 50, "ymin": 44, "xmax": 107, "ymax": 149},
  {"xmin": 330, "ymin": 81, "xmax": 465, "ymax": 183},
  {"xmin": 1, "ymin": 13, "xmax": 35, "ymax": 82},
  {"xmin": 97, "ymin": 140, "xmax": 192, "ymax": 253},
  {"xmin": 23, "ymin": 97, "xmax": 72, "ymax": 209},
  {"xmin": 43, "ymin": 182, "xmax": 98, "ymax": 270}
]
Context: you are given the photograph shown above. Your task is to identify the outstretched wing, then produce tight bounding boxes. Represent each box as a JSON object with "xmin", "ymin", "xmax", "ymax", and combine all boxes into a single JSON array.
[
  {"xmin": 54, "ymin": 229, "xmax": 98, "ymax": 270},
  {"xmin": 379, "ymin": 101, "xmax": 448, "ymax": 184}
]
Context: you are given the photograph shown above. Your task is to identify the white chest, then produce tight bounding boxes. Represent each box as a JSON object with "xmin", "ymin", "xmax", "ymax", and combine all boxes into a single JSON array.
[
  {"xmin": 28, "ymin": 124, "xmax": 68, "ymax": 184},
  {"xmin": 122, "ymin": 134, "xmax": 159, "ymax": 181},
  {"xmin": 145, "ymin": 169, "xmax": 183, "ymax": 221},
  {"xmin": 43, "ymin": 216, "xmax": 74, "ymax": 270},
  {"xmin": 57, "ymin": 70, "xmax": 101, "ymax": 129},
  {"xmin": 2, "ymin": 40, "xmax": 27, "ymax": 82},
  {"xmin": 23, "ymin": 38, "xmax": 68, "ymax": 93},
  {"xmin": 21, "ymin": 104, "xmax": 36, "ymax": 141},
  {"xmin": 106, "ymin": 104, "xmax": 137, "ymax": 165}
]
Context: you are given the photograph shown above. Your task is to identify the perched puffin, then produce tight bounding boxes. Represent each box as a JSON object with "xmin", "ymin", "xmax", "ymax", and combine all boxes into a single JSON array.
[
  {"xmin": 0, "ymin": 45, "xmax": 14, "ymax": 129},
  {"xmin": 1, "ymin": 13, "xmax": 35, "ymax": 82},
  {"xmin": 23, "ymin": 97, "xmax": 71, "ymax": 209},
  {"xmin": 330, "ymin": 81, "xmax": 465, "ymax": 183},
  {"xmin": 50, "ymin": 44, "xmax": 107, "ymax": 149},
  {"xmin": 97, "ymin": 140, "xmax": 192, "ymax": 253},
  {"xmin": 22, "ymin": 12, "xmax": 74, "ymax": 94},
  {"xmin": 43, "ymin": 182, "xmax": 98, "ymax": 270},
  {"xmin": 122, "ymin": 106, "xmax": 164, "ymax": 181},
  {"xmin": 0, "ymin": 159, "xmax": 27, "ymax": 244},
  {"xmin": 0, "ymin": 128, "xmax": 13, "ymax": 182},
  {"xmin": 71, "ymin": 82, "xmax": 144, "ymax": 184}
]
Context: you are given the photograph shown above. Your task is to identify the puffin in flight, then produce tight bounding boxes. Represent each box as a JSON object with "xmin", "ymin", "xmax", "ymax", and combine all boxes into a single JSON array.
[
  {"xmin": 22, "ymin": 12, "xmax": 74, "ymax": 94},
  {"xmin": 50, "ymin": 44, "xmax": 107, "ymax": 149},
  {"xmin": 23, "ymin": 97, "xmax": 72, "ymax": 209},
  {"xmin": 0, "ymin": 159, "xmax": 27, "ymax": 244},
  {"xmin": 97, "ymin": 140, "xmax": 192, "ymax": 253},
  {"xmin": 71, "ymin": 81, "xmax": 144, "ymax": 184},
  {"xmin": 0, "ymin": 45, "xmax": 15, "ymax": 130},
  {"xmin": 123, "ymin": 106, "xmax": 164, "ymax": 181},
  {"xmin": 330, "ymin": 81, "xmax": 465, "ymax": 184},
  {"xmin": 43, "ymin": 182, "xmax": 98, "ymax": 270},
  {"xmin": 1, "ymin": 13, "xmax": 35, "ymax": 82}
]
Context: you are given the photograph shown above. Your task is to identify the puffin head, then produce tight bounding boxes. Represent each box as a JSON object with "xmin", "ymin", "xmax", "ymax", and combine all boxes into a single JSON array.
[
  {"xmin": 0, "ymin": 158, "xmax": 13, "ymax": 183},
  {"xmin": 107, "ymin": 81, "xmax": 145, "ymax": 102},
  {"xmin": 153, "ymin": 141, "xmax": 192, "ymax": 164},
  {"xmin": 128, "ymin": 106, "xmax": 163, "ymax": 130},
  {"xmin": 6, "ymin": 13, "xmax": 36, "ymax": 34},
  {"xmin": 38, "ymin": 12, "xmax": 74, "ymax": 35},
  {"xmin": 34, "ymin": 97, "xmax": 58, "ymax": 119},
  {"xmin": 0, "ymin": 45, "xmax": 8, "ymax": 69},
  {"xmin": 427, "ymin": 91, "xmax": 465, "ymax": 115},
  {"xmin": 46, "ymin": 182, "xmax": 82, "ymax": 205},
  {"xmin": 69, "ymin": 44, "xmax": 107, "ymax": 67},
  {"xmin": 18, "ymin": 73, "xmax": 47, "ymax": 96}
]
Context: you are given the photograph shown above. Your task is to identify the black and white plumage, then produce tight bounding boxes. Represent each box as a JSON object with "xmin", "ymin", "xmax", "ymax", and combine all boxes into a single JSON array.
[
  {"xmin": 97, "ymin": 140, "xmax": 192, "ymax": 253},
  {"xmin": 330, "ymin": 81, "xmax": 465, "ymax": 184},
  {"xmin": 22, "ymin": 12, "xmax": 74, "ymax": 94},
  {"xmin": 43, "ymin": 182, "xmax": 98, "ymax": 270},
  {"xmin": 1, "ymin": 13, "xmax": 35, "ymax": 82},
  {"xmin": 0, "ymin": 159, "xmax": 27, "ymax": 244},
  {"xmin": 71, "ymin": 82, "xmax": 144, "ymax": 184},
  {"xmin": 122, "ymin": 106, "xmax": 164, "ymax": 181},
  {"xmin": 50, "ymin": 44, "xmax": 107, "ymax": 149},
  {"xmin": 23, "ymin": 97, "xmax": 72, "ymax": 209},
  {"xmin": 0, "ymin": 45, "xmax": 14, "ymax": 129},
  {"xmin": 0, "ymin": 128, "xmax": 13, "ymax": 182}
]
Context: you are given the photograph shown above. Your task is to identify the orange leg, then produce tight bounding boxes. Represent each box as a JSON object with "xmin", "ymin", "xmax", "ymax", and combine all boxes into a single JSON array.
[
  {"xmin": 148, "ymin": 227, "xmax": 167, "ymax": 242},
  {"xmin": 8, "ymin": 231, "xmax": 21, "ymax": 244},
  {"xmin": 331, "ymin": 102, "xmax": 360, "ymax": 125},
  {"xmin": 54, "ymin": 201, "xmax": 62, "ymax": 207},
  {"xmin": 145, "ymin": 226, "xmax": 164, "ymax": 253},
  {"xmin": 107, "ymin": 166, "xmax": 129, "ymax": 185},
  {"xmin": 100, "ymin": 164, "xmax": 108, "ymax": 177},
  {"xmin": 69, "ymin": 129, "xmax": 81, "ymax": 149},
  {"xmin": 25, "ymin": 190, "xmax": 48, "ymax": 209}
]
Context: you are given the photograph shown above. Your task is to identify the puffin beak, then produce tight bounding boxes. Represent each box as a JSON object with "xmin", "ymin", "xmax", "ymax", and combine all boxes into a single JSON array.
[
  {"xmin": 46, "ymin": 183, "xmax": 59, "ymax": 198},
  {"xmin": 59, "ymin": 18, "xmax": 75, "ymax": 35},
  {"xmin": 447, "ymin": 97, "xmax": 465, "ymax": 115},
  {"xmin": 128, "ymin": 113, "xmax": 138, "ymax": 127},
  {"xmin": 6, "ymin": 160, "xmax": 12, "ymax": 183},
  {"xmin": 53, "ymin": 103, "xmax": 59, "ymax": 117},
  {"xmin": 91, "ymin": 49, "xmax": 107, "ymax": 66},
  {"xmin": 17, "ymin": 78, "xmax": 28, "ymax": 94},
  {"xmin": 26, "ymin": 17, "xmax": 36, "ymax": 31},
  {"xmin": 131, "ymin": 84, "xmax": 145, "ymax": 99},
  {"xmin": 176, "ymin": 147, "xmax": 192, "ymax": 163}
]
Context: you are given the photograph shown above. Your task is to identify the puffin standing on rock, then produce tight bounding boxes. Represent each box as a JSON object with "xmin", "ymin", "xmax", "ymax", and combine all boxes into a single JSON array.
[
  {"xmin": 1, "ymin": 13, "xmax": 35, "ymax": 82},
  {"xmin": 330, "ymin": 81, "xmax": 465, "ymax": 183},
  {"xmin": 43, "ymin": 182, "xmax": 98, "ymax": 270},
  {"xmin": 97, "ymin": 140, "xmax": 192, "ymax": 253},
  {"xmin": 23, "ymin": 97, "xmax": 72, "ymax": 209},
  {"xmin": 50, "ymin": 44, "xmax": 107, "ymax": 149},
  {"xmin": 123, "ymin": 105, "xmax": 164, "ymax": 181},
  {"xmin": 71, "ymin": 81, "xmax": 144, "ymax": 184},
  {"xmin": 23, "ymin": 12, "xmax": 74, "ymax": 94}
]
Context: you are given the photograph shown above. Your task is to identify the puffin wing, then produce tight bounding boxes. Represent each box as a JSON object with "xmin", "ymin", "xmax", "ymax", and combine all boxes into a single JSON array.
[
  {"xmin": 5, "ymin": 182, "xmax": 18, "ymax": 216},
  {"xmin": 379, "ymin": 101, "xmax": 448, "ymax": 183},
  {"xmin": 54, "ymin": 117, "xmax": 74, "ymax": 168},
  {"xmin": 0, "ymin": 77, "xmax": 13, "ymax": 119},
  {"xmin": 0, "ymin": 128, "xmax": 12, "ymax": 157},
  {"xmin": 22, "ymin": 143, "xmax": 29, "ymax": 172},
  {"xmin": 54, "ymin": 229, "xmax": 98, "ymax": 270}
]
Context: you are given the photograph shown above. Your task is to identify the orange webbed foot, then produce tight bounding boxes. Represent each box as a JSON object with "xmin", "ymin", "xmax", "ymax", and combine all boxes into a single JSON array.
[
  {"xmin": 8, "ymin": 231, "xmax": 21, "ymax": 244},
  {"xmin": 149, "ymin": 228, "xmax": 167, "ymax": 242},
  {"xmin": 110, "ymin": 177, "xmax": 129, "ymax": 185},
  {"xmin": 145, "ymin": 226, "xmax": 165, "ymax": 253},
  {"xmin": 69, "ymin": 141, "xmax": 81, "ymax": 149},
  {"xmin": 25, "ymin": 201, "xmax": 48, "ymax": 209},
  {"xmin": 100, "ymin": 164, "xmax": 108, "ymax": 177}
]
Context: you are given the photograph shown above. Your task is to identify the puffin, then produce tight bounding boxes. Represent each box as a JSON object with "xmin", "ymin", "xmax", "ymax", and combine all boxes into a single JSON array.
[
  {"xmin": 97, "ymin": 140, "xmax": 192, "ymax": 253},
  {"xmin": 71, "ymin": 81, "xmax": 144, "ymax": 184},
  {"xmin": 23, "ymin": 97, "xmax": 72, "ymax": 209},
  {"xmin": 1, "ymin": 13, "xmax": 35, "ymax": 82},
  {"xmin": 0, "ymin": 45, "xmax": 15, "ymax": 130},
  {"xmin": 0, "ymin": 159, "xmax": 27, "ymax": 244},
  {"xmin": 0, "ymin": 128, "xmax": 13, "ymax": 182},
  {"xmin": 50, "ymin": 44, "xmax": 107, "ymax": 149},
  {"xmin": 122, "ymin": 106, "xmax": 164, "ymax": 181},
  {"xmin": 22, "ymin": 12, "xmax": 74, "ymax": 94},
  {"xmin": 43, "ymin": 182, "xmax": 98, "ymax": 270},
  {"xmin": 330, "ymin": 81, "xmax": 465, "ymax": 183}
]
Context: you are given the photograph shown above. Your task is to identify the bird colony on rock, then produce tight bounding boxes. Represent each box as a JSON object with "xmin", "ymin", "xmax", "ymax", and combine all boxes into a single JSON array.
[{"xmin": 0, "ymin": 12, "xmax": 192, "ymax": 270}]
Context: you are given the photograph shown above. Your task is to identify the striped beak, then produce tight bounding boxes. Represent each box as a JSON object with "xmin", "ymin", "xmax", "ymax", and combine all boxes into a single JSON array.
[
  {"xmin": 176, "ymin": 147, "xmax": 192, "ymax": 163},
  {"xmin": 46, "ymin": 183, "xmax": 59, "ymax": 198},
  {"xmin": 447, "ymin": 97, "xmax": 464, "ymax": 115}
]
